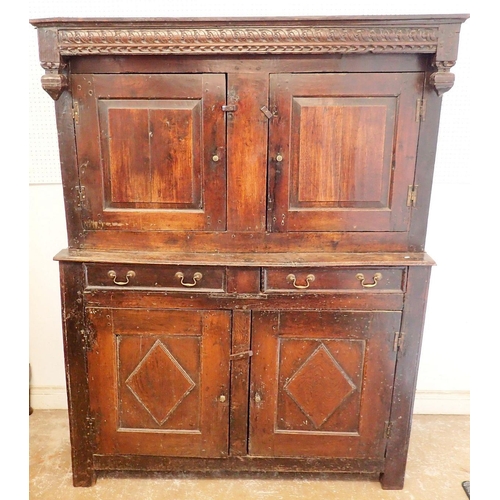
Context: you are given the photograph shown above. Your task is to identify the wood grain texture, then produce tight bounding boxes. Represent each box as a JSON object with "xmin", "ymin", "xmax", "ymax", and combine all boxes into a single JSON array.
[
  {"xmin": 249, "ymin": 311, "xmax": 401, "ymax": 458},
  {"xmin": 59, "ymin": 262, "xmax": 95, "ymax": 486},
  {"xmin": 380, "ymin": 266, "xmax": 432, "ymax": 489},
  {"xmin": 33, "ymin": 15, "xmax": 466, "ymax": 490},
  {"xmin": 269, "ymin": 72, "xmax": 423, "ymax": 233},
  {"xmin": 226, "ymin": 73, "xmax": 268, "ymax": 231},
  {"xmin": 87, "ymin": 308, "xmax": 231, "ymax": 458}
]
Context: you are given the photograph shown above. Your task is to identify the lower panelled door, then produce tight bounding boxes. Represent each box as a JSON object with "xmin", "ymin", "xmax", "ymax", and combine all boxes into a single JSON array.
[
  {"xmin": 86, "ymin": 308, "xmax": 231, "ymax": 457},
  {"xmin": 249, "ymin": 310, "xmax": 402, "ymax": 458}
]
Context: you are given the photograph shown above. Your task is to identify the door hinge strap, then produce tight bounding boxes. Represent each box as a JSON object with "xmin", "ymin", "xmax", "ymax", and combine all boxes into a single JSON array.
[
  {"xmin": 406, "ymin": 185, "xmax": 418, "ymax": 207},
  {"xmin": 229, "ymin": 350, "xmax": 253, "ymax": 361},
  {"xmin": 393, "ymin": 332, "xmax": 405, "ymax": 352}
]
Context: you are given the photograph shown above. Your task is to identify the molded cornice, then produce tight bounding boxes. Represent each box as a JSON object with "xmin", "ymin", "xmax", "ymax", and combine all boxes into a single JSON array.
[{"xmin": 30, "ymin": 15, "xmax": 469, "ymax": 99}]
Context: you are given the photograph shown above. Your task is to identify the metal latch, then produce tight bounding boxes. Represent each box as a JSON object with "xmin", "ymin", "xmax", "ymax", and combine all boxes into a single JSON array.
[
  {"xmin": 222, "ymin": 104, "xmax": 237, "ymax": 113},
  {"xmin": 229, "ymin": 350, "xmax": 253, "ymax": 361},
  {"xmin": 260, "ymin": 105, "xmax": 274, "ymax": 119}
]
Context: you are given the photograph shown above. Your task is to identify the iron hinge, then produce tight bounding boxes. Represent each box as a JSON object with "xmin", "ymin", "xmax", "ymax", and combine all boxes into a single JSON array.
[
  {"xmin": 86, "ymin": 412, "xmax": 99, "ymax": 444},
  {"xmin": 385, "ymin": 420, "xmax": 393, "ymax": 439},
  {"xmin": 81, "ymin": 325, "xmax": 97, "ymax": 352},
  {"xmin": 416, "ymin": 98, "xmax": 426, "ymax": 121},
  {"xmin": 72, "ymin": 101, "xmax": 80, "ymax": 124},
  {"xmin": 393, "ymin": 332, "xmax": 405, "ymax": 352},
  {"xmin": 406, "ymin": 185, "xmax": 418, "ymax": 207},
  {"xmin": 76, "ymin": 185, "xmax": 86, "ymax": 208}
]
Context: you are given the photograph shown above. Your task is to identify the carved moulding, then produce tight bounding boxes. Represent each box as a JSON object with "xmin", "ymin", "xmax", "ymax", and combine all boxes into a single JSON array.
[
  {"xmin": 40, "ymin": 61, "xmax": 68, "ymax": 100},
  {"xmin": 429, "ymin": 60, "xmax": 456, "ymax": 96},
  {"xmin": 32, "ymin": 19, "xmax": 467, "ymax": 99},
  {"xmin": 56, "ymin": 27, "xmax": 440, "ymax": 55}
]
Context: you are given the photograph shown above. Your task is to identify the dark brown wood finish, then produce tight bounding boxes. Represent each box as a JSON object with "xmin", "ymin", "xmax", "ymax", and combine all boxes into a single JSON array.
[
  {"xmin": 268, "ymin": 72, "xmax": 422, "ymax": 233},
  {"xmin": 32, "ymin": 15, "xmax": 467, "ymax": 490},
  {"xmin": 380, "ymin": 265, "xmax": 432, "ymax": 489},
  {"xmin": 87, "ymin": 308, "xmax": 231, "ymax": 458},
  {"xmin": 249, "ymin": 311, "xmax": 402, "ymax": 458},
  {"xmin": 59, "ymin": 262, "xmax": 95, "ymax": 486}
]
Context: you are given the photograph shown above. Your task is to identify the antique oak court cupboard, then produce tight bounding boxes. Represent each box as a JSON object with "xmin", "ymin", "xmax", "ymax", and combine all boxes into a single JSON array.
[{"xmin": 31, "ymin": 14, "xmax": 468, "ymax": 489}]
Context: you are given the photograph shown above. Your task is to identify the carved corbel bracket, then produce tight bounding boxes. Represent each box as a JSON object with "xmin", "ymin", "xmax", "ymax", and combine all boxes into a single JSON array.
[
  {"xmin": 40, "ymin": 60, "xmax": 68, "ymax": 100},
  {"xmin": 429, "ymin": 59, "xmax": 456, "ymax": 96}
]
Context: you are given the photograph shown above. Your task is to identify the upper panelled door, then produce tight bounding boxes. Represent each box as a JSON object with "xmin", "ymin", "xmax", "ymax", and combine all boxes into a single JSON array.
[
  {"xmin": 73, "ymin": 74, "xmax": 226, "ymax": 232},
  {"xmin": 268, "ymin": 73, "xmax": 424, "ymax": 232}
]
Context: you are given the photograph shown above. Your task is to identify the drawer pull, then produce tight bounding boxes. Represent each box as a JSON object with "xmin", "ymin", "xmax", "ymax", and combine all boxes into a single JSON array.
[
  {"xmin": 107, "ymin": 270, "xmax": 136, "ymax": 286},
  {"xmin": 175, "ymin": 271, "xmax": 203, "ymax": 287},
  {"xmin": 356, "ymin": 272, "xmax": 382, "ymax": 288},
  {"xmin": 286, "ymin": 273, "xmax": 315, "ymax": 289}
]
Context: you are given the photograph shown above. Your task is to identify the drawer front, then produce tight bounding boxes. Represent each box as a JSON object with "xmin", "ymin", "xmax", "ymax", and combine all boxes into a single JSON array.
[
  {"xmin": 85, "ymin": 263, "xmax": 226, "ymax": 292},
  {"xmin": 262, "ymin": 267, "xmax": 406, "ymax": 293}
]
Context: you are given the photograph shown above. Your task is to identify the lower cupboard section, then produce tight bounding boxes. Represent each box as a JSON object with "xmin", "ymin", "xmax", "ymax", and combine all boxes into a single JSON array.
[{"xmin": 85, "ymin": 307, "xmax": 402, "ymax": 461}]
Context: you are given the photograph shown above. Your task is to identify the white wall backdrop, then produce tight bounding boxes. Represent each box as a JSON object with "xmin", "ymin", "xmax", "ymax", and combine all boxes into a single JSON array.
[{"xmin": 28, "ymin": 0, "xmax": 479, "ymax": 416}]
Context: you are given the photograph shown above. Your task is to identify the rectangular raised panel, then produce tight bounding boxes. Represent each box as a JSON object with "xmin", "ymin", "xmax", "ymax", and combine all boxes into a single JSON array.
[
  {"xmin": 292, "ymin": 97, "xmax": 395, "ymax": 208},
  {"xmin": 73, "ymin": 73, "xmax": 226, "ymax": 232},
  {"xmin": 269, "ymin": 72, "xmax": 423, "ymax": 232},
  {"xmin": 101, "ymin": 100, "xmax": 201, "ymax": 208},
  {"xmin": 87, "ymin": 308, "xmax": 231, "ymax": 457},
  {"xmin": 249, "ymin": 311, "xmax": 402, "ymax": 458}
]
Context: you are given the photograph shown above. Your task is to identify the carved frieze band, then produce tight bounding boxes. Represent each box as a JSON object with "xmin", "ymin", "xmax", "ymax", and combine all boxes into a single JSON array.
[
  {"xmin": 37, "ymin": 25, "xmax": 460, "ymax": 99},
  {"xmin": 57, "ymin": 26, "xmax": 440, "ymax": 55}
]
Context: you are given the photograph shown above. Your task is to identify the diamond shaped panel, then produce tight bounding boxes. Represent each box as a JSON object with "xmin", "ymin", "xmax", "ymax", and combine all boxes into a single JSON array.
[
  {"xmin": 125, "ymin": 340, "xmax": 195, "ymax": 425},
  {"xmin": 284, "ymin": 344, "xmax": 356, "ymax": 429}
]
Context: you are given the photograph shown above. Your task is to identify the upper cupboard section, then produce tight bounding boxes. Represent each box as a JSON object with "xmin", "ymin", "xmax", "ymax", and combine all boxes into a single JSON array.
[
  {"xmin": 31, "ymin": 16, "xmax": 468, "ymax": 252},
  {"xmin": 71, "ymin": 69, "xmax": 425, "ymax": 251}
]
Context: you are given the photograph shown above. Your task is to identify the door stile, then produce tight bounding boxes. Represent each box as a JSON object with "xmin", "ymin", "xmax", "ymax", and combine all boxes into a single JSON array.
[{"xmin": 229, "ymin": 310, "xmax": 252, "ymax": 456}]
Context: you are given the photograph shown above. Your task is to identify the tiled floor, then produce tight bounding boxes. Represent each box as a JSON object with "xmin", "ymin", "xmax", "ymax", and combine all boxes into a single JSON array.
[{"xmin": 29, "ymin": 410, "xmax": 469, "ymax": 499}]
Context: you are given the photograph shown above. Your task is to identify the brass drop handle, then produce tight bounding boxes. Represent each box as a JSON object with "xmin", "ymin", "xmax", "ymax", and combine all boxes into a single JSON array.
[
  {"xmin": 107, "ymin": 270, "xmax": 135, "ymax": 286},
  {"xmin": 356, "ymin": 272, "xmax": 382, "ymax": 288},
  {"xmin": 287, "ymin": 273, "xmax": 315, "ymax": 289},
  {"xmin": 175, "ymin": 271, "xmax": 203, "ymax": 287}
]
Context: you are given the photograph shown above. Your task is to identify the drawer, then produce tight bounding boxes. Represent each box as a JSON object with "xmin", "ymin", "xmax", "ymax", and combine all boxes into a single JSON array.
[
  {"xmin": 85, "ymin": 263, "xmax": 226, "ymax": 292},
  {"xmin": 262, "ymin": 267, "xmax": 406, "ymax": 293}
]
